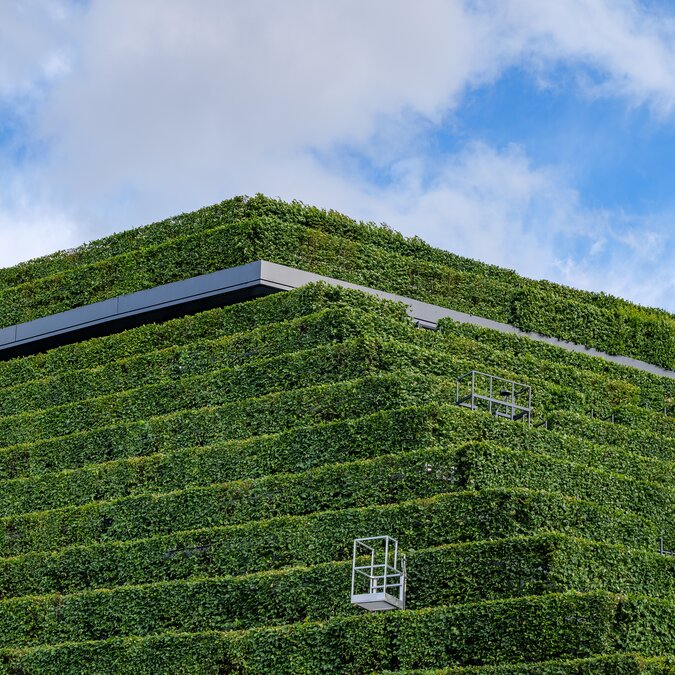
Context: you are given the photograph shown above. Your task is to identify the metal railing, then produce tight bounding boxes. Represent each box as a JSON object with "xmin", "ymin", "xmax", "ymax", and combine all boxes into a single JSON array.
[
  {"xmin": 351, "ymin": 536, "xmax": 406, "ymax": 611},
  {"xmin": 456, "ymin": 370, "xmax": 532, "ymax": 424}
]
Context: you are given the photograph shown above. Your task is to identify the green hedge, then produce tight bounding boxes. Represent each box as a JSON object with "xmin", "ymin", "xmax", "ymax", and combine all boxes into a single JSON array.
[
  {"xmin": 0, "ymin": 401, "xmax": 670, "ymax": 520},
  {"xmin": 613, "ymin": 405, "xmax": 675, "ymax": 438},
  {"xmin": 438, "ymin": 318, "xmax": 675, "ymax": 407},
  {"xmin": 5, "ymin": 194, "xmax": 669, "ymax": 331},
  {"xmin": 0, "ymin": 199, "xmax": 250, "ymax": 292},
  {"xmin": 0, "ymin": 323, "xmax": 646, "ymax": 451},
  {"xmin": 0, "ymin": 219, "xmax": 269, "ymax": 328},
  {"xmin": 0, "ymin": 592, "xmax": 671, "ymax": 673},
  {"xmin": 0, "ymin": 335, "xmax": 594, "ymax": 468},
  {"xmin": 405, "ymin": 653, "xmax": 675, "ymax": 674},
  {"xmin": 550, "ymin": 411, "xmax": 675, "ymax": 463},
  {"xmin": 0, "ymin": 306, "xmax": 413, "ymax": 418},
  {"xmin": 0, "ymin": 534, "xmax": 672, "ymax": 649},
  {"xmin": 240, "ymin": 195, "xmax": 675, "ymax": 328},
  {"xmin": 0, "ymin": 404, "xmax": 446, "ymax": 514},
  {"xmin": 0, "ymin": 371, "xmax": 454, "ymax": 478},
  {"xmin": 2, "ymin": 431, "xmax": 673, "ymax": 558},
  {"xmin": 459, "ymin": 443, "xmax": 675, "ymax": 530},
  {"xmin": 0, "ymin": 282, "xmax": 404, "ymax": 390},
  {"xmin": 418, "ymin": 327, "xmax": 640, "ymax": 415},
  {"xmin": 2, "ymin": 198, "xmax": 675, "ymax": 368},
  {"xmin": 0, "ymin": 339, "xmax": 413, "ymax": 447},
  {"xmin": 0, "ymin": 446, "xmax": 467, "ymax": 556},
  {"xmin": 7, "ymin": 193, "xmax": 670, "ymax": 335},
  {"xmin": 0, "ymin": 489, "xmax": 656, "ymax": 599},
  {"xmin": 0, "ymin": 216, "xmax": 514, "ymax": 329}
]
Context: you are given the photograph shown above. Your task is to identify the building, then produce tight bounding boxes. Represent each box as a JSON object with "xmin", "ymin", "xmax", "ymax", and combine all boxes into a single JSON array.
[{"xmin": 0, "ymin": 195, "xmax": 672, "ymax": 672}]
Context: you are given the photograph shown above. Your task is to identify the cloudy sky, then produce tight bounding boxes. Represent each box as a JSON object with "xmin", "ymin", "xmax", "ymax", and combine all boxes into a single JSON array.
[{"xmin": 2, "ymin": 1, "xmax": 675, "ymax": 311}]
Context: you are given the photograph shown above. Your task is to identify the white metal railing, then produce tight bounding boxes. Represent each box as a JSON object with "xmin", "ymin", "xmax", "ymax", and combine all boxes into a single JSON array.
[
  {"xmin": 456, "ymin": 370, "xmax": 531, "ymax": 424},
  {"xmin": 351, "ymin": 536, "xmax": 406, "ymax": 611}
]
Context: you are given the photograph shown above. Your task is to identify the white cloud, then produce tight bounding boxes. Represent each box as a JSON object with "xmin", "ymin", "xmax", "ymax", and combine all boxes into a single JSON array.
[
  {"xmin": 1, "ymin": 0, "xmax": 675, "ymax": 311},
  {"xmin": 495, "ymin": 0, "xmax": 675, "ymax": 112},
  {"xmin": 0, "ymin": 178, "xmax": 77, "ymax": 267},
  {"xmin": 0, "ymin": 0, "xmax": 77, "ymax": 98}
]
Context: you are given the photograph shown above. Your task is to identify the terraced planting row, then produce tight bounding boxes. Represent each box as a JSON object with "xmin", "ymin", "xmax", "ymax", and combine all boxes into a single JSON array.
[
  {"xmin": 0, "ymin": 402, "xmax": 671, "ymax": 520},
  {"xmin": 1, "ymin": 437, "xmax": 673, "ymax": 558},
  {"xmin": 0, "ymin": 535, "xmax": 672, "ymax": 650},
  {"xmin": 439, "ymin": 318, "xmax": 675, "ymax": 405},
  {"xmin": 0, "ymin": 282, "xmax": 397, "ymax": 389},
  {"xmin": 0, "ymin": 311, "xmax": 655, "ymax": 458},
  {"xmin": 0, "ymin": 591, "xmax": 672, "ymax": 674},
  {"xmin": 404, "ymin": 653, "xmax": 675, "ymax": 674},
  {"xmin": 0, "ymin": 305, "xmax": 412, "ymax": 417}
]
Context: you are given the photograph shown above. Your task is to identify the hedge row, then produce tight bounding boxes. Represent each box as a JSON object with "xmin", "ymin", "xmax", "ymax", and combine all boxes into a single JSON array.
[
  {"xmin": 0, "ymin": 218, "xmax": 272, "ymax": 328},
  {"xmin": 407, "ymin": 653, "xmax": 675, "ymax": 674},
  {"xmin": 0, "ymin": 371, "xmax": 452, "ymax": 478},
  {"xmin": 0, "ymin": 446, "xmax": 467, "ymax": 556},
  {"xmin": 0, "ymin": 199, "xmax": 250, "ymax": 291},
  {"xmin": 0, "ymin": 534, "xmax": 672, "ymax": 650},
  {"xmin": 613, "ymin": 405, "xmax": 675, "ymax": 438},
  {"xmin": 2, "ymin": 211, "xmax": 671, "ymax": 373},
  {"xmin": 0, "ymin": 339, "xmax": 386, "ymax": 447},
  {"xmin": 0, "ymin": 215, "xmax": 512, "ymax": 330},
  {"xmin": 1, "ymin": 592, "xmax": 672, "ymax": 673},
  {"xmin": 5, "ymin": 194, "xmax": 668, "ymax": 330},
  {"xmin": 2, "ymin": 428, "xmax": 672, "ymax": 558},
  {"xmin": 438, "ymin": 318, "xmax": 675, "ymax": 407},
  {"xmin": 550, "ymin": 411, "xmax": 675, "ymax": 463},
  {"xmin": 0, "ymin": 282, "xmax": 402, "ymax": 389},
  {"xmin": 241, "ymin": 195, "xmax": 675, "ymax": 324},
  {"xmin": 414, "ymin": 326, "xmax": 640, "ymax": 415},
  {"xmin": 428, "ymin": 408, "xmax": 675, "ymax": 485},
  {"xmin": 0, "ymin": 401, "xmax": 670, "ymax": 520},
  {"xmin": 0, "ymin": 338, "xmax": 449, "ymax": 449},
  {"xmin": 235, "ymin": 217, "xmax": 675, "ymax": 368},
  {"xmin": 0, "ymin": 489, "xmax": 656, "ymax": 599},
  {"xmin": 460, "ymin": 442, "xmax": 675, "ymax": 530},
  {"xmin": 0, "ymin": 335, "xmax": 594, "ymax": 459},
  {"xmin": 0, "ymin": 306, "xmax": 413, "ymax": 418},
  {"xmin": 0, "ymin": 296, "xmax": 639, "ymax": 425},
  {"xmin": 6, "ymin": 194, "xmax": 669, "ymax": 333},
  {"xmin": 0, "ymin": 404, "xmax": 445, "ymax": 514}
]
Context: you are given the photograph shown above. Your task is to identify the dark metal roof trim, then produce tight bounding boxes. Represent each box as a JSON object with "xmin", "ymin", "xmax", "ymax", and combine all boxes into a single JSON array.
[{"xmin": 1, "ymin": 259, "xmax": 674, "ymax": 381}]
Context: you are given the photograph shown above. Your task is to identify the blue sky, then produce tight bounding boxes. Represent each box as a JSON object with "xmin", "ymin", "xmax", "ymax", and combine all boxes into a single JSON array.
[{"xmin": 1, "ymin": 1, "xmax": 675, "ymax": 311}]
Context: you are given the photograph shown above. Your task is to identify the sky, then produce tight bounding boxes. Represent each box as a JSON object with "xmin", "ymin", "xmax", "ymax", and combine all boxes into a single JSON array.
[{"xmin": 1, "ymin": 1, "xmax": 675, "ymax": 311}]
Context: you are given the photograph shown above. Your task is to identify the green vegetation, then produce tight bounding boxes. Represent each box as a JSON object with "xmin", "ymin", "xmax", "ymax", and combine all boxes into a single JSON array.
[
  {"xmin": 0, "ymin": 197, "xmax": 673, "ymax": 671},
  {"xmin": 2, "ymin": 195, "xmax": 675, "ymax": 368}
]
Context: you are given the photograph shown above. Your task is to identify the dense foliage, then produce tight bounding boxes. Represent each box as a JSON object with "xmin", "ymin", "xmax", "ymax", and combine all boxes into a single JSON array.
[
  {"xmin": 1, "ymin": 195, "xmax": 675, "ymax": 368},
  {"xmin": 0, "ymin": 199, "xmax": 673, "ymax": 672}
]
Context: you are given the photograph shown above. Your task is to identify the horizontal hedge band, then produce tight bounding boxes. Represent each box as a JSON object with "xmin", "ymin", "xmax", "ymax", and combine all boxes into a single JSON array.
[
  {"xmin": 3, "ymin": 258, "xmax": 675, "ymax": 381},
  {"xmin": 0, "ymin": 401, "xmax": 669, "ymax": 521},
  {"xmin": 0, "ymin": 591, "xmax": 671, "ymax": 674},
  {"xmin": 0, "ymin": 487, "xmax": 656, "ymax": 599},
  {"xmin": 0, "ymin": 534, "xmax": 671, "ymax": 649}
]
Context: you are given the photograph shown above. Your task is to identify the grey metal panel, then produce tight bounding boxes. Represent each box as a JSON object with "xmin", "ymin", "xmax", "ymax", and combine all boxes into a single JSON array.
[
  {"xmin": 0, "ymin": 325, "xmax": 16, "ymax": 347},
  {"xmin": 15, "ymin": 298, "xmax": 119, "ymax": 341},
  {"xmin": 118, "ymin": 260, "xmax": 264, "ymax": 313}
]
